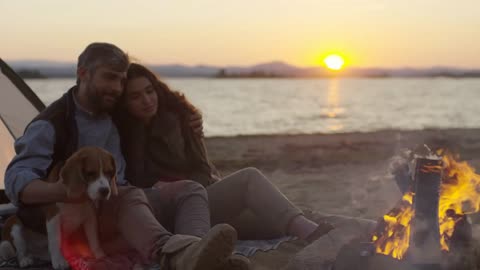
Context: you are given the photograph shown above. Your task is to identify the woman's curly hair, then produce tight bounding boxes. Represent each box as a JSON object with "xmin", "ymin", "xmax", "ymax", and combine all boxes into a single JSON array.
[{"xmin": 124, "ymin": 63, "xmax": 199, "ymax": 120}]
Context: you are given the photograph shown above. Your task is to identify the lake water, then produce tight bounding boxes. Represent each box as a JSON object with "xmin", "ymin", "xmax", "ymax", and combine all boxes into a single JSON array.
[{"xmin": 25, "ymin": 78, "xmax": 480, "ymax": 137}]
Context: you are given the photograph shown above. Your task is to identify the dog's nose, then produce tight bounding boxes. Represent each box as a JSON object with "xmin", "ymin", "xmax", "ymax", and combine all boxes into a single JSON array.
[{"xmin": 99, "ymin": 187, "xmax": 110, "ymax": 198}]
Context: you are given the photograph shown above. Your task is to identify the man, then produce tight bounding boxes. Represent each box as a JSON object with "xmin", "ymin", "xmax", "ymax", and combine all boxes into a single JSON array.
[{"xmin": 4, "ymin": 42, "xmax": 242, "ymax": 270}]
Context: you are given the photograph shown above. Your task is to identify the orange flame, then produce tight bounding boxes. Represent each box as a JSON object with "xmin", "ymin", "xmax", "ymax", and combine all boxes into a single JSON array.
[
  {"xmin": 420, "ymin": 164, "xmax": 443, "ymax": 174},
  {"xmin": 439, "ymin": 153, "xmax": 480, "ymax": 251},
  {"xmin": 372, "ymin": 192, "xmax": 415, "ymax": 259}
]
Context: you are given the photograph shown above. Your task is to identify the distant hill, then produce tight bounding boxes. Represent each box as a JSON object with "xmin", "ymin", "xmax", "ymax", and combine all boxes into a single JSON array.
[
  {"xmin": 16, "ymin": 69, "xmax": 47, "ymax": 79},
  {"xmin": 150, "ymin": 64, "xmax": 220, "ymax": 77},
  {"xmin": 9, "ymin": 60, "xmax": 76, "ymax": 78},
  {"xmin": 6, "ymin": 59, "xmax": 480, "ymax": 78}
]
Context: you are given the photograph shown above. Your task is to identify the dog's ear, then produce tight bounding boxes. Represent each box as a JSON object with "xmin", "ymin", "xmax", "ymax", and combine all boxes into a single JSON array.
[
  {"xmin": 108, "ymin": 154, "xmax": 118, "ymax": 197},
  {"xmin": 60, "ymin": 152, "xmax": 87, "ymax": 199}
]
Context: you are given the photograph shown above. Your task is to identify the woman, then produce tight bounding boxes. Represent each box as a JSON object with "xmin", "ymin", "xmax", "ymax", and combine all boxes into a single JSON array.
[{"xmin": 115, "ymin": 63, "xmax": 333, "ymax": 244}]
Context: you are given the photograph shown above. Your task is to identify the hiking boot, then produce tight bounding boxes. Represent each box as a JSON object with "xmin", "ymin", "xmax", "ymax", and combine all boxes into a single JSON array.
[
  {"xmin": 222, "ymin": 254, "xmax": 251, "ymax": 270},
  {"xmin": 158, "ymin": 223, "xmax": 237, "ymax": 270}
]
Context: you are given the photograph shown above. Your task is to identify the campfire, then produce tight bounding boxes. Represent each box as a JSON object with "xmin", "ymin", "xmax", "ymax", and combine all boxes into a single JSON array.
[
  {"xmin": 337, "ymin": 148, "xmax": 480, "ymax": 270},
  {"xmin": 372, "ymin": 150, "xmax": 480, "ymax": 259}
]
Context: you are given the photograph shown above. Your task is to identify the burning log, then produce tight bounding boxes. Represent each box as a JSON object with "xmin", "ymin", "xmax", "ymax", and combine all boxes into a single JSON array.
[
  {"xmin": 370, "ymin": 192, "xmax": 414, "ymax": 260},
  {"xmin": 407, "ymin": 158, "xmax": 442, "ymax": 266}
]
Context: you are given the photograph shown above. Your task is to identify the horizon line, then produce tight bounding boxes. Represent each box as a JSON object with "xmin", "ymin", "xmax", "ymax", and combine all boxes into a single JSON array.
[{"xmin": 4, "ymin": 58, "xmax": 480, "ymax": 71}]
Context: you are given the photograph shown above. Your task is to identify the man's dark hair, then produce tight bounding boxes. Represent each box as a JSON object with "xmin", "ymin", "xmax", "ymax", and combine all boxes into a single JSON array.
[{"xmin": 77, "ymin": 42, "xmax": 130, "ymax": 84}]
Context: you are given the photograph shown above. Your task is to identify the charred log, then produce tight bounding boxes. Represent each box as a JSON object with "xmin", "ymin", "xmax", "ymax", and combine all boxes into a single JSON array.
[{"xmin": 407, "ymin": 158, "xmax": 442, "ymax": 265}]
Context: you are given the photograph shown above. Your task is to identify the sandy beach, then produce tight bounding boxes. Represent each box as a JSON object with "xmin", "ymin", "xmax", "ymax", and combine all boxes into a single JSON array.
[
  {"xmin": 207, "ymin": 128, "xmax": 480, "ymax": 220},
  {"xmin": 205, "ymin": 128, "xmax": 480, "ymax": 268}
]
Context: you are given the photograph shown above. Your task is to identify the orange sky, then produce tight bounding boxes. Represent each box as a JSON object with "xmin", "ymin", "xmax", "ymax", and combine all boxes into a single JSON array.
[{"xmin": 1, "ymin": 0, "xmax": 479, "ymax": 68}]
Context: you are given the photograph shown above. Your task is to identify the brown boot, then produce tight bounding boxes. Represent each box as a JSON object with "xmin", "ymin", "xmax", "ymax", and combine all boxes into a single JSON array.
[
  {"xmin": 158, "ymin": 224, "xmax": 237, "ymax": 270},
  {"xmin": 222, "ymin": 254, "xmax": 251, "ymax": 270}
]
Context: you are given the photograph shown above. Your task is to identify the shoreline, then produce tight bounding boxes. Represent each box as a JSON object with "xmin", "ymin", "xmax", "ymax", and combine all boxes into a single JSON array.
[{"xmin": 206, "ymin": 127, "xmax": 480, "ymax": 139}]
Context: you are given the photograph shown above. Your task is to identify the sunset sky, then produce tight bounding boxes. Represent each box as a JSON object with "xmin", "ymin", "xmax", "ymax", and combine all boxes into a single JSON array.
[{"xmin": 1, "ymin": 0, "xmax": 479, "ymax": 68}]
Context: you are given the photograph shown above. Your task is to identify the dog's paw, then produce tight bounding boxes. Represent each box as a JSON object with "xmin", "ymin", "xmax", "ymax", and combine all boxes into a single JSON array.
[
  {"xmin": 51, "ymin": 253, "xmax": 69, "ymax": 270},
  {"xmin": 18, "ymin": 255, "xmax": 35, "ymax": 268}
]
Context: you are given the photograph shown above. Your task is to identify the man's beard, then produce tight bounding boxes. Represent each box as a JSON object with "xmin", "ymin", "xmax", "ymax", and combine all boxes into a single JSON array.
[{"xmin": 85, "ymin": 82, "xmax": 117, "ymax": 114}]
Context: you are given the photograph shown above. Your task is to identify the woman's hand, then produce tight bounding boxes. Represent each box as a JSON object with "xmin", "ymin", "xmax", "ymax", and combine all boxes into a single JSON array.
[{"xmin": 189, "ymin": 110, "xmax": 204, "ymax": 137}]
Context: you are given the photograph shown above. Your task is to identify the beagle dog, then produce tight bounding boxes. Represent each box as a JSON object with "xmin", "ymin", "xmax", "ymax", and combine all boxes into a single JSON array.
[{"xmin": 0, "ymin": 146, "xmax": 118, "ymax": 269}]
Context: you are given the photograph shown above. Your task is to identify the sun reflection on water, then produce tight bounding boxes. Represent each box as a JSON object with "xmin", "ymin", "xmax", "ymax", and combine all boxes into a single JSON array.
[{"xmin": 324, "ymin": 79, "xmax": 345, "ymax": 131}]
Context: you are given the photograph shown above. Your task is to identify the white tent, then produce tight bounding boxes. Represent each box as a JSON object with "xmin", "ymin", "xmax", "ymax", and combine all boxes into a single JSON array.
[{"xmin": 0, "ymin": 58, "xmax": 45, "ymax": 203}]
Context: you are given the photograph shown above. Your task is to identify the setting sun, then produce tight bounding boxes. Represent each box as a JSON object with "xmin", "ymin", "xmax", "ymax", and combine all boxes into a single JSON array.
[{"xmin": 324, "ymin": 55, "xmax": 345, "ymax": 70}]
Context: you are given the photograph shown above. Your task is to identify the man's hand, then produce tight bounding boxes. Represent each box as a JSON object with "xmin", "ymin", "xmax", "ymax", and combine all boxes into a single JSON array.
[
  {"xmin": 189, "ymin": 110, "xmax": 204, "ymax": 137},
  {"xmin": 20, "ymin": 179, "xmax": 68, "ymax": 204}
]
